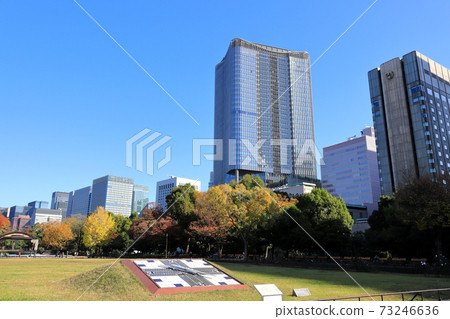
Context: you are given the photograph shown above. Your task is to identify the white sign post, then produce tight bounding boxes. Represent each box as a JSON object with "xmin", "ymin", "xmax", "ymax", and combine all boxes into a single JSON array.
[
  {"xmin": 254, "ymin": 284, "xmax": 283, "ymax": 301},
  {"xmin": 292, "ymin": 288, "xmax": 311, "ymax": 297}
]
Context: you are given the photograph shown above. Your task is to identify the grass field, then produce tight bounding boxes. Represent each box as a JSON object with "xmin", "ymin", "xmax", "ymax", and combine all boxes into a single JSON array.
[{"xmin": 1, "ymin": 258, "xmax": 449, "ymax": 301}]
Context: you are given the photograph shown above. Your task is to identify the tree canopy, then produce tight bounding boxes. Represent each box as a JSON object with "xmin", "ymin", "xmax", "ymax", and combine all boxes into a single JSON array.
[
  {"xmin": 40, "ymin": 221, "xmax": 74, "ymax": 251},
  {"xmin": 395, "ymin": 174, "xmax": 450, "ymax": 260},
  {"xmin": 0, "ymin": 215, "xmax": 10, "ymax": 234},
  {"xmin": 82, "ymin": 207, "xmax": 116, "ymax": 252}
]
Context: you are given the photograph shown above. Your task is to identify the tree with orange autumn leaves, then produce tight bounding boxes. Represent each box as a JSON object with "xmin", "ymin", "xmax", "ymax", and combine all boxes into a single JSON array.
[
  {"xmin": 189, "ymin": 190, "xmax": 230, "ymax": 257},
  {"xmin": 129, "ymin": 206, "xmax": 181, "ymax": 253},
  {"xmin": 40, "ymin": 221, "xmax": 74, "ymax": 252},
  {"xmin": 187, "ymin": 175, "xmax": 297, "ymax": 261},
  {"xmin": 0, "ymin": 215, "xmax": 10, "ymax": 235}
]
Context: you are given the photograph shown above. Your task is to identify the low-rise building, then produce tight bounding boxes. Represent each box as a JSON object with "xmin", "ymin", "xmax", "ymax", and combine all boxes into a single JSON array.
[
  {"xmin": 346, "ymin": 204, "xmax": 369, "ymax": 233},
  {"xmin": 271, "ymin": 182, "xmax": 316, "ymax": 197},
  {"xmin": 11, "ymin": 215, "xmax": 31, "ymax": 231},
  {"xmin": 29, "ymin": 208, "xmax": 62, "ymax": 225}
]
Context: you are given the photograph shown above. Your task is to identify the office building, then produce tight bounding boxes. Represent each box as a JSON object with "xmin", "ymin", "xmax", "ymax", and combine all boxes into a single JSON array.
[
  {"xmin": 208, "ymin": 171, "xmax": 214, "ymax": 189},
  {"xmin": 90, "ymin": 175, "xmax": 134, "ymax": 217},
  {"xmin": 321, "ymin": 127, "xmax": 381, "ymax": 214},
  {"xmin": 51, "ymin": 191, "xmax": 70, "ymax": 219},
  {"xmin": 66, "ymin": 186, "xmax": 92, "ymax": 218},
  {"xmin": 132, "ymin": 184, "xmax": 149, "ymax": 213},
  {"xmin": 28, "ymin": 201, "xmax": 48, "ymax": 209},
  {"xmin": 8, "ymin": 205, "xmax": 32, "ymax": 222},
  {"xmin": 0, "ymin": 207, "xmax": 10, "ymax": 218},
  {"xmin": 368, "ymin": 51, "xmax": 450, "ymax": 195},
  {"xmin": 8, "ymin": 204, "xmax": 61, "ymax": 226},
  {"xmin": 29, "ymin": 208, "xmax": 62, "ymax": 225},
  {"xmin": 11, "ymin": 215, "xmax": 31, "ymax": 231},
  {"xmin": 214, "ymin": 38, "xmax": 317, "ymax": 187},
  {"xmin": 156, "ymin": 176, "xmax": 201, "ymax": 211}
]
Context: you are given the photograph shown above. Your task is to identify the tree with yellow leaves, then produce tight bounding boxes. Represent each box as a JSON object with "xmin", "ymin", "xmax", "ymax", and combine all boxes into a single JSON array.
[
  {"xmin": 82, "ymin": 207, "xmax": 116, "ymax": 253},
  {"xmin": 209, "ymin": 175, "xmax": 282, "ymax": 261}
]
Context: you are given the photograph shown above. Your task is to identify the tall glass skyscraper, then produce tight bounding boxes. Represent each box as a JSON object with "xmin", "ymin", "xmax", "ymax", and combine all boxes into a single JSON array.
[
  {"xmin": 132, "ymin": 184, "xmax": 149, "ymax": 213},
  {"xmin": 369, "ymin": 51, "xmax": 450, "ymax": 195},
  {"xmin": 90, "ymin": 175, "xmax": 134, "ymax": 217},
  {"xmin": 51, "ymin": 191, "xmax": 70, "ymax": 219},
  {"xmin": 214, "ymin": 39, "xmax": 317, "ymax": 187},
  {"xmin": 66, "ymin": 186, "xmax": 92, "ymax": 218}
]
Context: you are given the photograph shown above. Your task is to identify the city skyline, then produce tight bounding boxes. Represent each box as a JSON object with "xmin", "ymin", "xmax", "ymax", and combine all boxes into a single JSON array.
[{"xmin": 2, "ymin": 1, "xmax": 450, "ymax": 207}]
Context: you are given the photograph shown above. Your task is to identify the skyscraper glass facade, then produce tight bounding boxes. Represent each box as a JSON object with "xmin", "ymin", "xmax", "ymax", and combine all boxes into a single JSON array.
[
  {"xmin": 27, "ymin": 201, "xmax": 48, "ymax": 209},
  {"xmin": 214, "ymin": 39, "xmax": 316, "ymax": 186},
  {"xmin": 51, "ymin": 191, "xmax": 70, "ymax": 219},
  {"xmin": 369, "ymin": 51, "xmax": 450, "ymax": 195},
  {"xmin": 132, "ymin": 184, "xmax": 149, "ymax": 213},
  {"xmin": 90, "ymin": 175, "xmax": 133, "ymax": 217},
  {"xmin": 66, "ymin": 186, "xmax": 91, "ymax": 218}
]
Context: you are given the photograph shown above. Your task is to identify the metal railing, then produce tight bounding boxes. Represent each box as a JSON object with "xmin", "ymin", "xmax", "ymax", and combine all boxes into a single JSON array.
[{"xmin": 313, "ymin": 288, "xmax": 450, "ymax": 301}]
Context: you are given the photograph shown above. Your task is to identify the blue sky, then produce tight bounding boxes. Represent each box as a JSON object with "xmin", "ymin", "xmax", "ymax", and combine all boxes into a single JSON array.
[{"xmin": 1, "ymin": 0, "xmax": 450, "ymax": 207}]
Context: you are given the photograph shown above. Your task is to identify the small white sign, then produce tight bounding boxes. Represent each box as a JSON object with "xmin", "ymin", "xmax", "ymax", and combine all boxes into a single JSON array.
[
  {"xmin": 293, "ymin": 288, "xmax": 311, "ymax": 297},
  {"xmin": 254, "ymin": 284, "xmax": 283, "ymax": 301}
]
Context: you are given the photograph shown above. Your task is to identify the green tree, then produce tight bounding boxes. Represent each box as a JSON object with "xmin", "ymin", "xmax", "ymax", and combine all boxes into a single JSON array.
[
  {"xmin": 65, "ymin": 214, "xmax": 86, "ymax": 254},
  {"xmin": 166, "ymin": 183, "xmax": 199, "ymax": 253},
  {"xmin": 107, "ymin": 214, "xmax": 134, "ymax": 253},
  {"xmin": 264, "ymin": 205, "xmax": 312, "ymax": 259},
  {"xmin": 395, "ymin": 174, "xmax": 450, "ymax": 262},
  {"xmin": 366, "ymin": 196, "xmax": 432, "ymax": 259},
  {"xmin": 296, "ymin": 188, "xmax": 353, "ymax": 255}
]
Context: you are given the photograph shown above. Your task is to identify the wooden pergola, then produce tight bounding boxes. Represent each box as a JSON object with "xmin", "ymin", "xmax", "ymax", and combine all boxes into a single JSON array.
[{"xmin": 0, "ymin": 232, "xmax": 39, "ymax": 252}]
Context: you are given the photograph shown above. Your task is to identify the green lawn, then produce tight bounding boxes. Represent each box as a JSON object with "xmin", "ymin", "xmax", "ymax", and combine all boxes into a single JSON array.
[{"xmin": 0, "ymin": 258, "xmax": 449, "ymax": 301}]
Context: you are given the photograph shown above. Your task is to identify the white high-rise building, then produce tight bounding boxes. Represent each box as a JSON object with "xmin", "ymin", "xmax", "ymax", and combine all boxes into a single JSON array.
[{"xmin": 156, "ymin": 176, "xmax": 201, "ymax": 211}]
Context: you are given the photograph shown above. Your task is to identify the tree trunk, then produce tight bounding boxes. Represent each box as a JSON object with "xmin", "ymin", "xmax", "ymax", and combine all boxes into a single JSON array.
[
  {"xmin": 185, "ymin": 237, "xmax": 190, "ymax": 255},
  {"xmin": 434, "ymin": 229, "xmax": 443, "ymax": 265},
  {"xmin": 243, "ymin": 238, "xmax": 248, "ymax": 262},
  {"xmin": 218, "ymin": 245, "xmax": 223, "ymax": 259}
]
